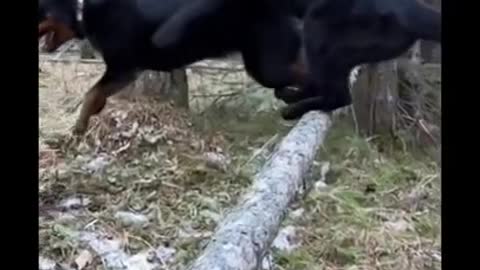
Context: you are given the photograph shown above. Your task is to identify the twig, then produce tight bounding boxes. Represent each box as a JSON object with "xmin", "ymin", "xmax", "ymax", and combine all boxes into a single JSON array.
[
  {"xmin": 39, "ymin": 55, "xmax": 246, "ymax": 71},
  {"xmin": 236, "ymin": 134, "xmax": 279, "ymax": 173},
  {"xmin": 54, "ymin": 41, "xmax": 76, "ymax": 60},
  {"xmin": 417, "ymin": 119, "xmax": 438, "ymax": 145},
  {"xmin": 39, "ymin": 56, "xmax": 103, "ymax": 64},
  {"xmin": 191, "ymin": 92, "xmax": 241, "ymax": 98}
]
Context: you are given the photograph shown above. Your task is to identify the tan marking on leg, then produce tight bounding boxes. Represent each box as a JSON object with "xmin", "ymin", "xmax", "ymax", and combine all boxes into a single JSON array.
[{"xmin": 73, "ymin": 85, "xmax": 107, "ymax": 135}]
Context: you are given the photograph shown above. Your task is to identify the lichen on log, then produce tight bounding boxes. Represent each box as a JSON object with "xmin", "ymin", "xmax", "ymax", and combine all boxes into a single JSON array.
[{"xmin": 187, "ymin": 111, "xmax": 332, "ymax": 270}]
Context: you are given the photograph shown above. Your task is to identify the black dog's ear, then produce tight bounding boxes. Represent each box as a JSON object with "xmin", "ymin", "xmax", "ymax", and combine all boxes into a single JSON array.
[
  {"xmin": 39, "ymin": 0, "xmax": 78, "ymax": 28},
  {"xmin": 39, "ymin": 0, "xmax": 48, "ymax": 22}
]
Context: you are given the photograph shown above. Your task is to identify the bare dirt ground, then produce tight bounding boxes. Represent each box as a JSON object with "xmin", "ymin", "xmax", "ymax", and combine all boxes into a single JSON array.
[{"xmin": 39, "ymin": 61, "xmax": 440, "ymax": 270}]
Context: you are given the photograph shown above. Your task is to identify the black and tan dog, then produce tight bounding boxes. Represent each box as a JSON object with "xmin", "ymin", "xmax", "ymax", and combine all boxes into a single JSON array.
[
  {"xmin": 38, "ymin": 0, "xmax": 312, "ymax": 135},
  {"xmin": 288, "ymin": 0, "xmax": 441, "ymax": 117}
]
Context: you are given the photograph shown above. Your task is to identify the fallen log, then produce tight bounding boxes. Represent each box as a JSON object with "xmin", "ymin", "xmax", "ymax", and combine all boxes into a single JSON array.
[{"xmin": 187, "ymin": 111, "xmax": 332, "ymax": 270}]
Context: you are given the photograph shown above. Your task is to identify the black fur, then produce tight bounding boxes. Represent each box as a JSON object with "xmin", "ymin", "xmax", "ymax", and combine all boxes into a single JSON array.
[
  {"xmin": 38, "ymin": 0, "xmax": 312, "ymax": 133},
  {"xmin": 145, "ymin": 0, "xmax": 314, "ymax": 93},
  {"xmin": 149, "ymin": 0, "xmax": 314, "ymax": 90},
  {"xmin": 148, "ymin": 0, "xmax": 320, "ymax": 117},
  {"xmin": 39, "ymin": 0, "xmax": 309, "ymax": 88},
  {"xmin": 281, "ymin": 0, "xmax": 441, "ymax": 119},
  {"xmin": 151, "ymin": 0, "xmax": 312, "ymax": 49}
]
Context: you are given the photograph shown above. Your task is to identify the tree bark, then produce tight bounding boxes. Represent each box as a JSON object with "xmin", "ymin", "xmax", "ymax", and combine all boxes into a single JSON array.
[
  {"xmin": 351, "ymin": 62, "xmax": 399, "ymax": 136},
  {"xmin": 171, "ymin": 68, "xmax": 190, "ymax": 108},
  {"xmin": 187, "ymin": 111, "xmax": 332, "ymax": 270},
  {"xmin": 117, "ymin": 69, "xmax": 189, "ymax": 108},
  {"xmin": 419, "ymin": 0, "xmax": 442, "ymax": 64},
  {"xmin": 79, "ymin": 40, "xmax": 96, "ymax": 59}
]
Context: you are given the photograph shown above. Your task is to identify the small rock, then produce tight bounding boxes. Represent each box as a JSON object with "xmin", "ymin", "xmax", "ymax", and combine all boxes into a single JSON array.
[
  {"xmin": 311, "ymin": 162, "xmax": 330, "ymax": 192},
  {"xmin": 189, "ymin": 140, "xmax": 203, "ymax": 151},
  {"xmin": 82, "ymin": 155, "xmax": 111, "ymax": 173},
  {"xmin": 384, "ymin": 219, "xmax": 412, "ymax": 233},
  {"xmin": 107, "ymin": 177, "xmax": 117, "ymax": 184},
  {"xmin": 76, "ymin": 142, "xmax": 91, "ymax": 154},
  {"xmin": 58, "ymin": 196, "xmax": 91, "ymax": 211},
  {"xmin": 272, "ymin": 226, "xmax": 301, "ymax": 253},
  {"xmin": 200, "ymin": 210, "xmax": 222, "ymax": 223},
  {"xmin": 114, "ymin": 211, "xmax": 149, "ymax": 228},
  {"xmin": 403, "ymin": 189, "xmax": 429, "ymax": 210},
  {"xmin": 204, "ymin": 152, "xmax": 230, "ymax": 172},
  {"xmin": 318, "ymin": 162, "xmax": 331, "ymax": 183},
  {"xmin": 154, "ymin": 246, "xmax": 176, "ymax": 264},
  {"xmin": 126, "ymin": 251, "xmax": 156, "ymax": 270},
  {"xmin": 289, "ymin": 208, "xmax": 305, "ymax": 219},
  {"xmin": 198, "ymin": 196, "xmax": 220, "ymax": 210},
  {"xmin": 261, "ymin": 254, "xmax": 274, "ymax": 270},
  {"xmin": 431, "ymin": 251, "xmax": 442, "ymax": 262},
  {"xmin": 79, "ymin": 232, "xmax": 129, "ymax": 269},
  {"xmin": 39, "ymin": 256, "xmax": 57, "ymax": 270},
  {"xmin": 124, "ymin": 246, "xmax": 176, "ymax": 270},
  {"xmin": 73, "ymin": 250, "xmax": 93, "ymax": 270},
  {"xmin": 314, "ymin": 181, "xmax": 328, "ymax": 191},
  {"xmin": 55, "ymin": 164, "xmax": 70, "ymax": 180},
  {"xmin": 55, "ymin": 212, "xmax": 78, "ymax": 224}
]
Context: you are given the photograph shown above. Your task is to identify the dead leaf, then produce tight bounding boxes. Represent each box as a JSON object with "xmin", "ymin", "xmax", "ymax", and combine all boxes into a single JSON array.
[{"xmin": 73, "ymin": 250, "xmax": 93, "ymax": 270}]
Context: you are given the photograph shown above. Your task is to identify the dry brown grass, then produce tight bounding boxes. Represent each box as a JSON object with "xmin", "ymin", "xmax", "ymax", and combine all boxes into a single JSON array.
[
  {"xmin": 39, "ymin": 61, "xmax": 104, "ymax": 139},
  {"xmin": 39, "ymin": 60, "xmax": 440, "ymax": 270}
]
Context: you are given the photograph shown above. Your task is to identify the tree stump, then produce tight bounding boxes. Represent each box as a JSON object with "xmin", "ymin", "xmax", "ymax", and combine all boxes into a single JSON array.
[
  {"xmin": 117, "ymin": 69, "xmax": 189, "ymax": 109},
  {"xmin": 351, "ymin": 62, "xmax": 399, "ymax": 136},
  {"xmin": 79, "ymin": 40, "xmax": 96, "ymax": 59},
  {"xmin": 420, "ymin": 0, "xmax": 442, "ymax": 64}
]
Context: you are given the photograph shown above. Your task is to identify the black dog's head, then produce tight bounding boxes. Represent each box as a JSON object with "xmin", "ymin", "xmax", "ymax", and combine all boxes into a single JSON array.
[{"xmin": 39, "ymin": 0, "xmax": 80, "ymax": 52}]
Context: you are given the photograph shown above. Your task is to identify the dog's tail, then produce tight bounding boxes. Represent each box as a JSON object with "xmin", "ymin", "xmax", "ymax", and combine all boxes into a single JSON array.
[{"xmin": 407, "ymin": 0, "xmax": 441, "ymax": 42}]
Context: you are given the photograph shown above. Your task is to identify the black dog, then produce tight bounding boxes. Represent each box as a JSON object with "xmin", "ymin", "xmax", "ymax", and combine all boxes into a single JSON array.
[
  {"xmin": 152, "ymin": 0, "xmax": 441, "ymax": 119},
  {"xmin": 151, "ymin": 0, "xmax": 312, "ymax": 49},
  {"xmin": 39, "ymin": 0, "xmax": 311, "ymax": 135},
  {"xmin": 281, "ymin": 0, "xmax": 441, "ymax": 119}
]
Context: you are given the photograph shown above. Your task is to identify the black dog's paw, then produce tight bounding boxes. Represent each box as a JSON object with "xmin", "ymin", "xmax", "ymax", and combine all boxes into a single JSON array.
[
  {"xmin": 280, "ymin": 95, "xmax": 339, "ymax": 120},
  {"xmin": 280, "ymin": 98, "xmax": 322, "ymax": 120},
  {"xmin": 274, "ymin": 87, "xmax": 310, "ymax": 104}
]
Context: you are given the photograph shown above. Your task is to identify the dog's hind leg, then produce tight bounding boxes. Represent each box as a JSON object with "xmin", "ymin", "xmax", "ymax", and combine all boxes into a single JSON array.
[{"xmin": 73, "ymin": 68, "xmax": 137, "ymax": 135}]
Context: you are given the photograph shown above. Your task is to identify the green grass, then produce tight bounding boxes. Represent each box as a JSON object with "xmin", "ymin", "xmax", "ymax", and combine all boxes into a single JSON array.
[
  {"xmin": 271, "ymin": 121, "xmax": 440, "ymax": 270},
  {"xmin": 39, "ymin": 62, "xmax": 439, "ymax": 269}
]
